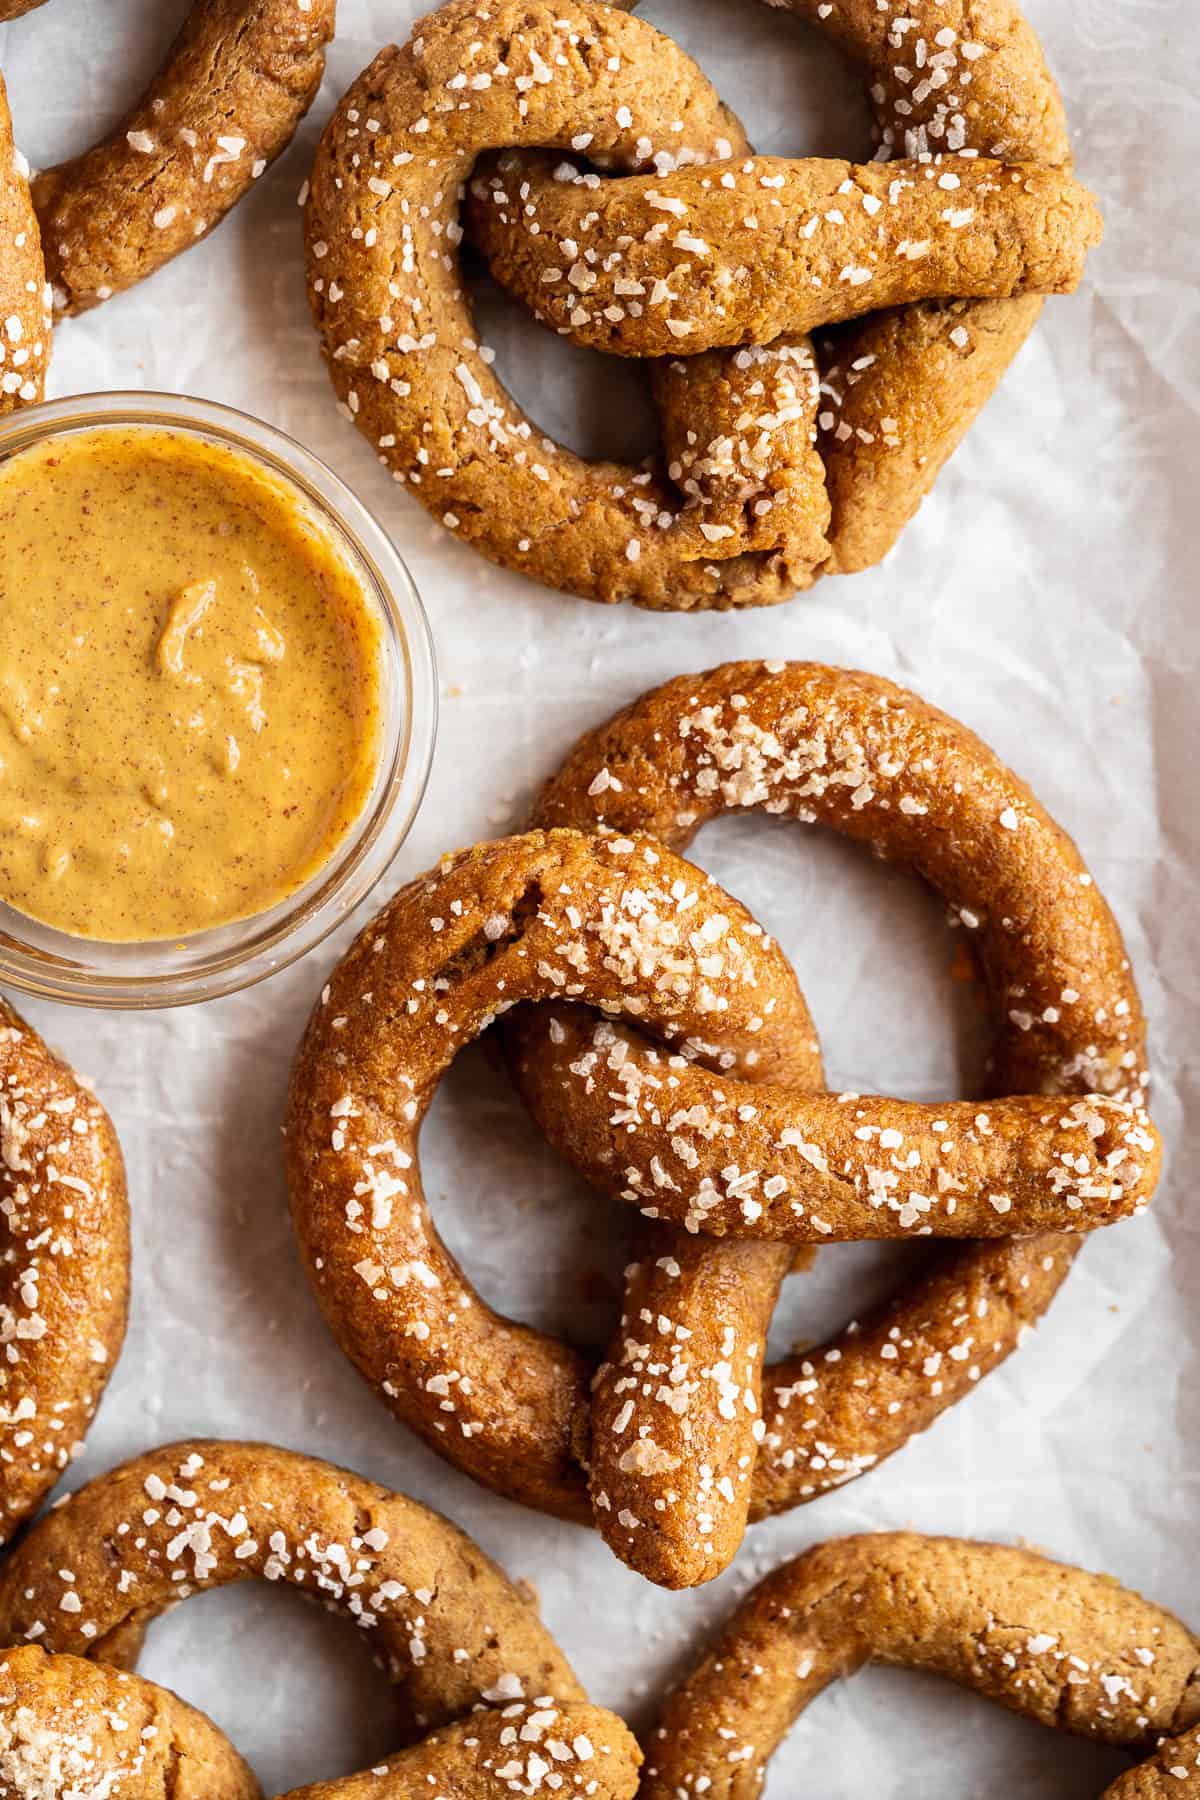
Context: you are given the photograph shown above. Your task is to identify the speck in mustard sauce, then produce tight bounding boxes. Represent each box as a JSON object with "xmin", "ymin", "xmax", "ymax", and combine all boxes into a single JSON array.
[{"xmin": 0, "ymin": 425, "xmax": 386, "ymax": 942}]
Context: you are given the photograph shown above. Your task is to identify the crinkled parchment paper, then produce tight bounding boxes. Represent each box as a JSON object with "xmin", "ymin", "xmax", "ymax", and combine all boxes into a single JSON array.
[{"xmin": 2, "ymin": 0, "xmax": 1197, "ymax": 1790}]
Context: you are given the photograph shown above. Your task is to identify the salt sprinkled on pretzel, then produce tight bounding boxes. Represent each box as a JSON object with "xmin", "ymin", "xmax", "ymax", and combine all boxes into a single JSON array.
[
  {"xmin": 468, "ymin": 152, "xmax": 1100, "ymax": 358},
  {"xmin": 0, "ymin": 1440, "xmax": 585, "ymax": 1730},
  {"xmin": 0, "ymin": 1645, "xmax": 261, "ymax": 1798},
  {"xmin": 641, "ymin": 1533, "xmax": 1200, "ymax": 1799},
  {"xmin": 505, "ymin": 660, "xmax": 1153, "ymax": 1584},
  {"xmin": 284, "ymin": 770, "xmax": 1153, "ymax": 1590},
  {"xmin": 0, "ymin": 996, "xmax": 128, "ymax": 1550},
  {"xmin": 18, "ymin": 0, "xmax": 334, "ymax": 317},
  {"xmin": 0, "ymin": 75, "xmax": 50, "ymax": 412},
  {"xmin": 514, "ymin": 1013, "xmax": 1157, "ymax": 1241}
]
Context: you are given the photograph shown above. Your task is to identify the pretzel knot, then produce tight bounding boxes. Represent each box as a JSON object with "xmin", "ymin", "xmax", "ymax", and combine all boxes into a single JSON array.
[
  {"xmin": 305, "ymin": 0, "xmax": 1101, "ymax": 610},
  {"xmin": 0, "ymin": 1440, "xmax": 642, "ymax": 1798},
  {"xmin": 642, "ymin": 1533, "xmax": 1200, "ymax": 1799},
  {"xmin": 286, "ymin": 664, "xmax": 1158, "ymax": 1592}
]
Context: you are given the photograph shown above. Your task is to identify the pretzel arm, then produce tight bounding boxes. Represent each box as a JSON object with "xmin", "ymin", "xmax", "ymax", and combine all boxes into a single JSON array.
[
  {"xmin": 467, "ymin": 154, "xmax": 1101, "ymax": 357},
  {"xmin": 32, "ymin": 0, "xmax": 335, "ymax": 315},
  {"xmin": 641, "ymin": 1534, "xmax": 1200, "ymax": 1800}
]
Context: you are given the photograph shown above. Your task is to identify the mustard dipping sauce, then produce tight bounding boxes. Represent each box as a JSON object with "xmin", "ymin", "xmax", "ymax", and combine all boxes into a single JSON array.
[{"xmin": 0, "ymin": 426, "xmax": 385, "ymax": 943}]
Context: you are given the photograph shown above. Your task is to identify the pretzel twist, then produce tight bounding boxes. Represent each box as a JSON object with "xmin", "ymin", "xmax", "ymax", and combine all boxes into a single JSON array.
[
  {"xmin": 641, "ymin": 1533, "xmax": 1200, "ymax": 1799},
  {"xmin": 0, "ymin": 1441, "xmax": 641, "ymax": 1797},
  {"xmin": 506, "ymin": 661, "xmax": 1152, "ymax": 1584},
  {"xmin": 467, "ymin": 153, "xmax": 1100, "ymax": 359},
  {"xmin": 0, "ymin": 998, "xmax": 128, "ymax": 1549}
]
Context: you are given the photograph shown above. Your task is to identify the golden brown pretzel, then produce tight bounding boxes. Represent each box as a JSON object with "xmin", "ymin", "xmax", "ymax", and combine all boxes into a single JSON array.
[
  {"xmin": 641, "ymin": 1533, "xmax": 1200, "ymax": 1799},
  {"xmin": 0, "ymin": 997, "xmax": 128, "ymax": 1549},
  {"xmin": 508, "ymin": 661, "xmax": 1150, "ymax": 1581},
  {"xmin": 468, "ymin": 153, "xmax": 1100, "ymax": 358},
  {"xmin": 0, "ymin": 1442, "xmax": 641, "ymax": 1798},
  {"xmin": 0, "ymin": 73, "xmax": 49, "ymax": 413},
  {"xmin": 13, "ymin": 0, "xmax": 334, "ymax": 318},
  {"xmin": 515, "ymin": 1021, "xmax": 1157, "ymax": 1241},
  {"xmin": 471, "ymin": 0, "xmax": 1078, "ymax": 580},
  {"xmin": 0, "ymin": 1, "xmax": 48, "ymax": 18},
  {"xmin": 305, "ymin": 0, "xmax": 1096, "ymax": 610},
  {"xmin": 0, "ymin": 1645, "xmax": 261, "ymax": 1797}
]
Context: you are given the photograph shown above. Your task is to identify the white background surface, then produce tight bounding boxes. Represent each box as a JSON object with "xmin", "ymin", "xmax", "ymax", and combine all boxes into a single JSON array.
[{"xmin": 2, "ymin": 0, "xmax": 1197, "ymax": 1792}]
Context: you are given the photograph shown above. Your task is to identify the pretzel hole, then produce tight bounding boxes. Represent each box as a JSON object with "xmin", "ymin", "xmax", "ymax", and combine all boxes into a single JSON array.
[
  {"xmin": 684, "ymin": 810, "xmax": 994, "ymax": 1354},
  {"xmin": 641, "ymin": 0, "xmax": 869, "ymax": 160},
  {"xmin": 138, "ymin": 1579, "xmax": 398, "ymax": 1794},
  {"xmin": 465, "ymin": 260, "xmax": 658, "ymax": 465},
  {"xmin": 5, "ymin": 0, "xmax": 189, "ymax": 166},
  {"xmin": 428, "ymin": 1034, "xmax": 635, "ymax": 1355}
]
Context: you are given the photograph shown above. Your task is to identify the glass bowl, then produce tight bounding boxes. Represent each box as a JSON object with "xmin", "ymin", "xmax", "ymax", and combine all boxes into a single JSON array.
[{"xmin": 0, "ymin": 391, "xmax": 437, "ymax": 1009}]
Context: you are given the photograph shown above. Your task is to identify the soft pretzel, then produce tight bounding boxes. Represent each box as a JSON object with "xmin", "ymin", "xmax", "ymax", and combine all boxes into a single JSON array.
[
  {"xmin": 285, "ymin": 827, "xmax": 817, "ymax": 1580},
  {"xmin": 284, "ymin": 802, "xmax": 1150, "ymax": 1590},
  {"xmin": 0, "ymin": 1, "xmax": 48, "ymax": 17},
  {"xmin": 472, "ymin": 0, "xmax": 1077, "ymax": 581},
  {"xmin": 506, "ymin": 661, "xmax": 1150, "ymax": 1582},
  {"xmin": 306, "ymin": 0, "xmax": 1096, "ymax": 609},
  {"xmin": 25, "ymin": 0, "xmax": 334, "ymax": 317},
  {"xmin": 0, "ymin": 997, "xmax": 128, "ymax": 1549},
  {"xmin": 641, "ymin": 1533, "xmax": 1200, "ymax": 1799},
  {"xmin": 467, "ymin": 152, "xmax": 1101, "ymax": 358},
  {"xmin": 0, "ymin": 1444, "xmax": 641, "ymax": 1798},
  {"xmin": 0, "ymin": 1645, "xmax": 261, "ymax": 1798},
  {"xmin": 0, "ymin": 1657, "xmax": 634, "ymax": 1800},
  {"xmin": 0, "ymin": 73, "xmax": 49, "ymax": 412}
]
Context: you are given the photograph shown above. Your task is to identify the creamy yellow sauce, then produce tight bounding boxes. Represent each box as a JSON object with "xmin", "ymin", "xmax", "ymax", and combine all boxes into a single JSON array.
[{"xmin": 0, "ymin": 426, "xmax": 385, "ymax": 942}]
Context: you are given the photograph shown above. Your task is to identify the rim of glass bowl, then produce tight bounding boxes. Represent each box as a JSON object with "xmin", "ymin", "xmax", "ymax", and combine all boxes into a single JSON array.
[{"xmin": 0, "ymin": 390, "xmax": 438, "ymax": 1010}]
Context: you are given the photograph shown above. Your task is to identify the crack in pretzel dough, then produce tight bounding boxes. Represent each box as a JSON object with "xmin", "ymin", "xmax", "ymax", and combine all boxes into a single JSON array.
[
  {"xmin": 0, "ymin": 1441, "xmax": 641, "ymax": 1798},
  {"xmin": 501, "ymin": 660, "xmax": 1151, "ymax": 1587},
  {"xmin": 640, "ymin": 1534, "xmax": 1200, "ymax": 1799},
  {"xmin": 0, "ymin": 997, "xmax": 128, "ymax": 1550}
]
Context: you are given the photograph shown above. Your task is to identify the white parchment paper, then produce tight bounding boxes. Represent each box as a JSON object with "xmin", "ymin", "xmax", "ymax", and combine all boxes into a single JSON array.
[{"xmin": 2, "ymin": 0, "xmax": 1197, "ymax": 1791}]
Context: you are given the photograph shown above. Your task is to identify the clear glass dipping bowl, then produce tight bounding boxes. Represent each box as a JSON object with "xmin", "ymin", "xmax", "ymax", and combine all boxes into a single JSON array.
[{"xmin": 0, "ymin": 391, "xmax": 437, "ymax": 1009}]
